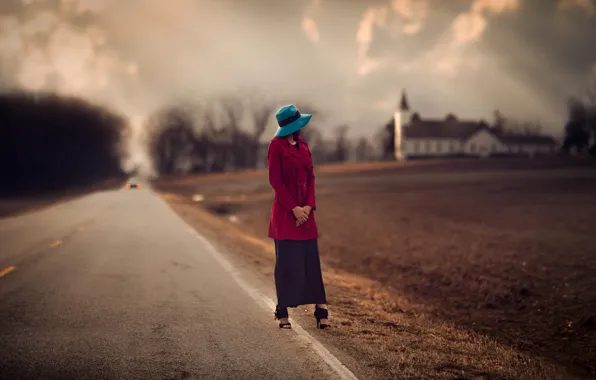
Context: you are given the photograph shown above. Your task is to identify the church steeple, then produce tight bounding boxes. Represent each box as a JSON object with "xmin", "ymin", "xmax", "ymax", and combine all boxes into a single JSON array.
[
  {"xmin": 394, "ymin": 89, "xmax": 411, "ymax": 161},
  {"xmin": 399, "ymin": 89, "xmax": 410, "ymax": 111}
]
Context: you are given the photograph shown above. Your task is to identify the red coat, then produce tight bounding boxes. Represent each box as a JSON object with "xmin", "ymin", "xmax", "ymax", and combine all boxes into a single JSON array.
[{"xmin": 267, "ymin": 136, "xmax": 319, "ymax": 240}]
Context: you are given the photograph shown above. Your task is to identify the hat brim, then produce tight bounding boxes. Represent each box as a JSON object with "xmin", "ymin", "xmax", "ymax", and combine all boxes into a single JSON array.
[{"xmin": 274, "ymin": 114, "xmax": 312, "ymax": 137}]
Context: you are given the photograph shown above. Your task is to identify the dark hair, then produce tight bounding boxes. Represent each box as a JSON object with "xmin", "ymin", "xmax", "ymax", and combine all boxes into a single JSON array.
[{"xmin": 291, "ymin": 130, "xmax": 301, "ymax": 138}]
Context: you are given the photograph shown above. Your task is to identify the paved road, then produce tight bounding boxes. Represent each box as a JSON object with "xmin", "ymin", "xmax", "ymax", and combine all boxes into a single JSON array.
[{"xmin": 0, "ymin": 183, "xmax": 352, "ymax": 380}]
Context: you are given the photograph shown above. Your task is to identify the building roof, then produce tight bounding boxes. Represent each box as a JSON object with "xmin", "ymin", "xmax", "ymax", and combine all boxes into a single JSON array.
[
  {"xmin": 403, "ymin": 119, "xmax": 483, "ymax": 140},
  {"xmin": 494, "ymin": 133, "xmax": 557, "ymax": 145},
  {"xmin": 391, "ymin": 88, "xmax": 556, "ymax": 145},
  {"xmin": 402, "ymin": 118, "xmax": 557, "ymax": 145}
]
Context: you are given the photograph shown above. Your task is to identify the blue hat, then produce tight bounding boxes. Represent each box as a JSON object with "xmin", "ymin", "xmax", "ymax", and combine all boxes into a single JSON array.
[{"xmin": 274, "ymin": 104, "xmax": 312, "ymax": 137}]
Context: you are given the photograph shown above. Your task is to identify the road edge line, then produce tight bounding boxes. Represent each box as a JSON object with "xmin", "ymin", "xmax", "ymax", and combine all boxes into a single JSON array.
[{"xmin": 185, "ymin": 227, "xmax": 360, "ymax": 380}]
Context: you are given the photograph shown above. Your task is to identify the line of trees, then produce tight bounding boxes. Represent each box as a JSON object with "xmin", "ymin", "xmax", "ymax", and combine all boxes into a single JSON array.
[
  {"xmin": 4, "ymin": 81, "xmax": 591, "ymax": 195},
  {"xmin": 562, "ymin": 82, "xmax": 596, "ymax": 155},
  {"xmin": 144, "ymin": 94, "xmax": 276, "ymax": 175},
  {"xmin": 144, "ymin": 95, "xmax": 380, "ymax": 176},
  {"xmin": 0, "ymin": 91, "xmax": 128, "ymax": 196}
]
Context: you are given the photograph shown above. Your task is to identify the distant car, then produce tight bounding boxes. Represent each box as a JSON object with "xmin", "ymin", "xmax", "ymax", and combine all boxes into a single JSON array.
[{"xmin": 126, "ymin": 183, "xmax": 141, "ymax": 189}]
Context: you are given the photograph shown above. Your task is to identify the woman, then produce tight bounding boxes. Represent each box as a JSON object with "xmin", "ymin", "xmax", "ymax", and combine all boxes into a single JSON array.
[{"xmin": 267, "ymin": 104, "xmax": 329, "ymax": 330}]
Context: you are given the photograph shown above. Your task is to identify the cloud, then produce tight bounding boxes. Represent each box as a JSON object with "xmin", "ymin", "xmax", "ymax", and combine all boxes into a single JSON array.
[
  {"xmin": 21, "ymin": 0, "xmax": 48, "ymax": 5},
  {"xmin": 2, "ymin": 0, "xmax": 594, "ymax": 147},
  {"xmin": 301, "ymin": 0, "xmax": 321, "ymax": 44},
  {"xmin": 430, "ymin": 0, "xmax": 519, "ymax": 74},
  {"xmin": 59, "ymin": 0, "xmax": 112, "ymax": 14},
  {"xmin": 2, "ymin": 0, "xmax": 137, "ymax": 98},
  {"xmin": 302, "ymin": 17, "xmax": 319, "ymax": 43},
  {"xmin": 356, "ymin": 7, "xmax": 388, "ymax": 76},
  {"xmin": 450, "ymin": 11, "xmax": 487, "ymax": 46},
  {"xmin": 355, "ymin": 0, "xmax": 428, "ymax": 76},
  {"xmin": 17, "ymin": 23, "xmax": 135, "ymax": 93},
  {"xmin": 453, "ymin": 0, "xmax": 519, "ymax": 46},
  {"xmin": 21, "ymin": 11, "xmax": 59, "ymax": 36},
  {"xmin": 357, "ymin": 0, "xmax": 520, "ymax": 81},
  {"xmin": 391, "ymin": 0, "xmax": 428, "ymax": 35},
  {"xmin": 558, "ymin": 0, "xmax": 596, "ymax": 15},
  {"xmin": 0, "ymin": 16, "xmax": 22, "ymax": 55},
  {"xmin": 472, "ymin": 0, "xmax": 520, "ymax": 14}
]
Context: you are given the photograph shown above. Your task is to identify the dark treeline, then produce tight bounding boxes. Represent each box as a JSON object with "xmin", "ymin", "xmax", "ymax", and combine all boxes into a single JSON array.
[
  {"xmin": 0, "ymin": 91, "xmax": 128, "ymax": 196},
  {"xmin": 562, "ymin": 97, "xmax": 596, "ymax": 155},
  {"xmin": 145, "ymin": 96, "xmax": 380, "ymax": 176},
  {"xmin": 144, "ymin": 96, "xmax": 274, "ymax": 175},
  {"xmin": 562, "ymin": 78, "xmax": 596, "ymax": 155}
]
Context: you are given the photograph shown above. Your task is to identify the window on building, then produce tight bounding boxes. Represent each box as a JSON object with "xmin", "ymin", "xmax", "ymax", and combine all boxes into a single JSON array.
[
  {"xmin": 414, "ymin": 141, "xmax": 419, "ymax": 152},
  {"xmin": 449, "ymin": 143, "xmax": 454, "ymax": 152},
  {"xmin": 425, "ymin": 141, "xmax": 430, "ymax": 152},
  {"xmin": 470, "ymin": 143, "xmax": 476, "ymax": 152},
  {"xmin": 436, "ymin": 141, "xmax": 441, "ymax": 152}
]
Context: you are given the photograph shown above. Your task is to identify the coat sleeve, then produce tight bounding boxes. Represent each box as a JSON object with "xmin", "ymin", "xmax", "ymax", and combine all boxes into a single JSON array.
[
  {"xmin": 268, "ymin": 142, "xmax": 298, "ymax": 212},
  {"xmin": 304, "ymin": 145, "xmax": 316, "ymax": 211}
]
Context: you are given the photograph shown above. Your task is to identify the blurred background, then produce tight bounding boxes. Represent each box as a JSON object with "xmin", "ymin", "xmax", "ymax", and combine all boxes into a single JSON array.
[
  {"xmin": 1, "ymin": 1, "xmax": 596, "ymax": 378},
  {"xmin": 1, "ymin": 0, "xmax": 595, "ymax": 193}
]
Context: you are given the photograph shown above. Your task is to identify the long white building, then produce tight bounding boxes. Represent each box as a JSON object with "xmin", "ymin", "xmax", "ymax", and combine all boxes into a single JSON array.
[{"xmin": 393, "ymin": 90, "xmax": 558, "ymax": 160}]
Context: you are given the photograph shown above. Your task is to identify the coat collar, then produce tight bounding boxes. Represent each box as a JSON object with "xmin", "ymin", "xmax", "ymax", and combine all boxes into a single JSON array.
[{"xmin": 280, "ymin": 137, "xmax": 309, "ymax": 167}]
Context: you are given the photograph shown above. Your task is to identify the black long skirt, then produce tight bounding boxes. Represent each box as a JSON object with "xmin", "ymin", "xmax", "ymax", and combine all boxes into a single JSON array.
[{"xmin": 274, "ymin": 239, "xmax": 327, "ymax": 308}]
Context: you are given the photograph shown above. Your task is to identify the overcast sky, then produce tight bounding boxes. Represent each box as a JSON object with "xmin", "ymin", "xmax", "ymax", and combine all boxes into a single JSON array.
[{"xmin": 1, "ymin": 0, "xmax": 595, "ymax": 139}]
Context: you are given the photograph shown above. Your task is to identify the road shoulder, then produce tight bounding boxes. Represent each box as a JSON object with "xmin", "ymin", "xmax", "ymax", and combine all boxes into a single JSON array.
[{"xmin": 157, "ymin": 192, "xmax": 574, "ymax": 380}]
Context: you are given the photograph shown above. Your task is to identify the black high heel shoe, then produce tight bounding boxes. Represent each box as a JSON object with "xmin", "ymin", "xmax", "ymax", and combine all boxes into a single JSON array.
[
  {"xmin": 274, "ymin": 306, "xmax": 291, "ymax": 329},
  {"xmin": 314, "ymin": 306, "xmax": 330, "ymax": 329}
]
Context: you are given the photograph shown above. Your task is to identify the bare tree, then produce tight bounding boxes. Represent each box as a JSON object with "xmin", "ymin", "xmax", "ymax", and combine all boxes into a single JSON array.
[
  {"xmin": 491, "ymin": 111, "xmax": 542, "ymax": 136},
  {"xmin": 246, "ymin": 94, "xmax": 274, "ymax": 140},
  {"xmin": 493, "ymin": 110, "xmax": 506, "ymax": 127},
  {"xmin": 561, "ymin": 77, "xmax": 596, "ymax": 155},
  {"xmin": 245, "ymin": 91, "xmax": 275, "ymax": 168},
  {"xmin": 328, "ymin": 125, "xmax": 350, "ymax": 163},
  {"xmin": 376, "ymin": 118, "xmax": 395, "ymax": 160},
  {"xmin": 562, "ymin": 97, "xmax": 591, "ymax": 154},
  {"xmin": 354, "ymin": 136, "xmax": 374, "ymax": 162},
  {"xmin": 146, "ymin": 105, "xmax": 196, "ymax": 175},
  {"xmin": 148, "ymin": 93, "xmax": 328, "ymax": 175},
  {"xmin": 580, "ymin": 76, "xmax": 596, "ymax": 154},
  {"xmin": 492, "ymin": 110, "xmax": 506, "ymax": 134},
  {"xmin": 188, "ymin": 104, "xmax": 214, "ymax": 173},
  {"xmin": 216, "ymin": 95, "xmax": 245, "ymax": 170},
  {"xmin": 194, "ymin": 91, "xmax": 276, "ymax": 171}
]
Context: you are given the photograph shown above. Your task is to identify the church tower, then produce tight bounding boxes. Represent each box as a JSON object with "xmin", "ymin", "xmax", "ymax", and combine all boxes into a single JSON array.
[{"xmin": 394, "ymin": 89, "xmax": 410, "ymax": 161}]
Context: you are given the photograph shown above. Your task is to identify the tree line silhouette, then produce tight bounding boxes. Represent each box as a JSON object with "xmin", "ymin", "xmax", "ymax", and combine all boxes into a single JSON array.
[
  {"xmin": 562, "ymin": 97, "xmax": 596, "ymax": 156},
  {"xmin": 144, "ymin": 95, "xmax": 275, "ymax": 175},
  {"xmin": 144, "ymin": 94, "xmax": 378, "ymax": 176},
  {"xmin": 0, "ymin": 91, "xmax": 128, "ymax": 197},
  {"xmin": 4, "ymin": 82, "xmax": 590, "ymax": 196}
]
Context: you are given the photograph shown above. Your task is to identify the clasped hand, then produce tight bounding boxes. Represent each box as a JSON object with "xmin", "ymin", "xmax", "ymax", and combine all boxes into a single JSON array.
[{"xmin": 292, "ymin": 206, "xmax": 312, "ymax": 226}]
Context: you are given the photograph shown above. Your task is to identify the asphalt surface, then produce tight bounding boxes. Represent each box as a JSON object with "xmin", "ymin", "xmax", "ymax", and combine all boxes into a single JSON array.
[{"xmin": 0, "ymin": 183, "xmax": 348, "ymax": 380}]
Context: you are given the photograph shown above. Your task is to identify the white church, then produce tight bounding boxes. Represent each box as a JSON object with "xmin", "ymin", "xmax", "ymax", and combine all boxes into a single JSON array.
[{"xmin": 393, "ymin": 91, "xmax": 558, "ymax": 160}]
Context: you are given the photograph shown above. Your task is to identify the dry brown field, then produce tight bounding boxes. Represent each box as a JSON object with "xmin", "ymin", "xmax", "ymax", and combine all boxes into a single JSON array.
[{"xmin": 153, "ymin": 157, "xmax": 596, "ymax": 379}]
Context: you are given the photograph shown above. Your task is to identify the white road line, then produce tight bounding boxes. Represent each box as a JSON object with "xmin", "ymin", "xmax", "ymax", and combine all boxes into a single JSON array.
[{"xmin": 186, "ymin": 227, "xmax": 360, "ymax": 380}]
